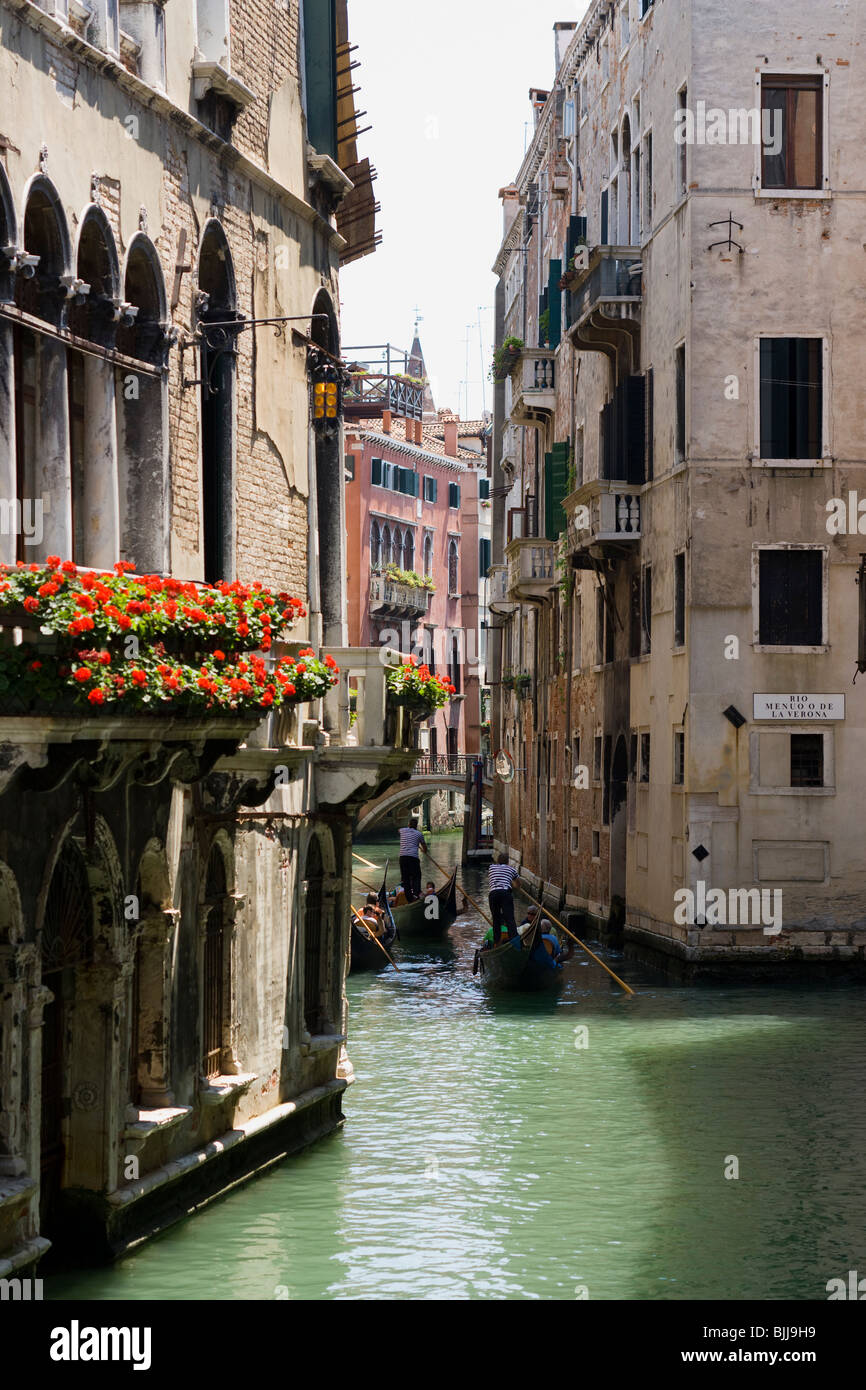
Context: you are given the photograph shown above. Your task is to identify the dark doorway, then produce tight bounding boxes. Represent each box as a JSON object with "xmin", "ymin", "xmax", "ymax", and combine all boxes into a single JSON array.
[
  {"xmin": 311, "ymin": 290, "xmax": 343, "ymax": 644},
  {"xmin": 202, "ymin": 846, "xmax": 227, "ymax": 1079},
  {"xmin": 609, "ymin": 735, "xmax": 629, "ymax": 906},
  {"xmin": 40, "ymin": 840, "xmax": 92, "ymax": 1232}
]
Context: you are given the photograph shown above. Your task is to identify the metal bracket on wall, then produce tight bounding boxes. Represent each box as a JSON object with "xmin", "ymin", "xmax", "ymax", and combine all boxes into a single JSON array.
[{"xmin": 708, "ymin": 214, "xmax": 745, "ymax": 255}]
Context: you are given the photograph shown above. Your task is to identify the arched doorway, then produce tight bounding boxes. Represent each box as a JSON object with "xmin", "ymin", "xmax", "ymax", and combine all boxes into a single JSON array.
[
  {"xmin": 310, "ymin": 288, "xmax": 344, "ymax": 645},
  {"xmin": 197, "ymin": 221, "xmax": 238, "ymax": 583},
  {"xmin": 40, "ymin": 839, "xmax": 93, "ymax": 1231}
]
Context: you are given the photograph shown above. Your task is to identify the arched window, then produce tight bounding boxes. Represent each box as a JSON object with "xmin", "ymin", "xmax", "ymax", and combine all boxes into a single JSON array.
[
  {"xmin": 197, "ymin": 220, "xmax": 238, "ymax": 583},
  {"xmin": 620, "ymin": 115, "xmax": 632, "ymax": 244},
  {"xmin": 117, "ymin": 234, "xmax": 170, "ymax": 573},
  {"xmin": 310, "ymin": 288, "xmax": 343, "ymax": 645},
  {"xmin": 448, "ymin": 539, "xmax": 459, "ymax": 595},
  {"xmin": 370, "ymin": 518, "xmax": 381, "ymax": 570},
  {"xmin": 403, "ymin": 529, "xmax": 414, "ymax": 572},
  {"xmin": 201, "ymin": 844, "xmax": 229, "ymax": 1079},
  {"xmin": 382, "ymin": 524, "xmax": 392, "ymax": 567},
  {"xmin": 423, "ymin": 533, "xmax": 433, "ymax": 577},
  {"xmin": 13, "ymin": 178, "xmax": 73, "ymax": 562},
  {"xmin": 68, "ymin": 207, "xmax": 122, "ymax": 567}
]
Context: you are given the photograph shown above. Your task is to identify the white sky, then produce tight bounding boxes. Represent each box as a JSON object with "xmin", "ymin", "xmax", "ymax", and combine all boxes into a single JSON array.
[{"xmin": 339, "ymin": 1, "xmax": 589, "ymax": 421}]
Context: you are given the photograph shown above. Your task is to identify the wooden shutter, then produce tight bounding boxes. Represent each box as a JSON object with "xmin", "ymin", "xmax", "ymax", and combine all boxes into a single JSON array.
[
  {"xmin": 371, "ymin": 456, "xmax": 382, "ymax": 485},
  {"xmin": 545, "ymin": 441, "xmax": 570, "ymax": 540},
  {"xmin": 548, "ymin": 259, "xmax": 562, "ymax": 348}
]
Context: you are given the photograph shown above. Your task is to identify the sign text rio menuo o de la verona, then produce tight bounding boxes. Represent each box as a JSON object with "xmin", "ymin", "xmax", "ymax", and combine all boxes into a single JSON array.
[{"xmin": 753, "ymin": 694, "xmax": 846, "ymax": 721}]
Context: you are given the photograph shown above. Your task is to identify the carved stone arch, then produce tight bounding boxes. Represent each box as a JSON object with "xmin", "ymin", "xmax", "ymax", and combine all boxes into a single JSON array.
[
  {"xmin": 311, "ymin": 285, "xmax": 339, "ymax": 356},
  {"xmin": 17, "ymin": 174, "xmax": 73, "ymax": 325},
  {"xmin": 197, "ymin": 217, "xmax": 237, "ymax": 314},
  {"xmin": 117, "ymin": 231, "xmax": 168, "ymax": 362},
  {"xmin": 68, "ymin": 203, "xmax": 121, "ymax": 345},
  {"xmin": 36, "ymin": 814, "xmax": 127, "ymax": 1234}
]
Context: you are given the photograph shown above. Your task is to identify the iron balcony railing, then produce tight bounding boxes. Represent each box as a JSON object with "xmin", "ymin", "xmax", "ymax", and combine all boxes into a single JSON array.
[
  {"xmin": 412, "ymin": 754, "xmax": 494, "ymax": 781},
  {"xmin": 569, "ymin": 248, "xmax": 642, "ymax": 327}
]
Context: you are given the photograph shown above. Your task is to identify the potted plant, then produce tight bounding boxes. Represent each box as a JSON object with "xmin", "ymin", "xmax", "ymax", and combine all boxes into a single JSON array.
[
  {"xmin": 514, "ymin": 672, "xmax": 532, "ymax": 698},
  {"xmin": 491, "ymin": 336, "xmax": 524, "ymax": 382}
]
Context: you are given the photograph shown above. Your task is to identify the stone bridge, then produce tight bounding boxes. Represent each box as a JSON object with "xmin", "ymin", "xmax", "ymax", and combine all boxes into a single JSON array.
[{"xmin": 355, "ymin": 754, "xmax": 495, "ymax": 837}]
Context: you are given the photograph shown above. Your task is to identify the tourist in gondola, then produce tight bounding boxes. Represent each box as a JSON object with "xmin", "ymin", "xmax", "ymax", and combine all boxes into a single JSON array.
[
  {"xmin": 398, "ymin": 816, "xmax": 428, "ymax": 902},
  {"xmin": 518, "ymin": 907, "xmax": 567, "ymax": 969},
  {"xmin": 487, "ymin": 853, "xmax": 519, "ymax": 944},
  {"xmin": 360, "ymin": 892, "xmax": 387, "ymax": 939}
]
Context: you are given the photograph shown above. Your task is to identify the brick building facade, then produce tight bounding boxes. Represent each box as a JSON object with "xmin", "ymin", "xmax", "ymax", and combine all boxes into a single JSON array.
[{"xmin": 0, "ymin": 0, "xmax": 411, "ymax": 1275}]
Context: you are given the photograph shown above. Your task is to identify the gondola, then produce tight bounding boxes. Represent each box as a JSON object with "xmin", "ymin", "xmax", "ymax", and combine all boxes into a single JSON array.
[
  {"xmin": 387, "ymin": 865, "xmax": 459, "ymax": 938},
  {"xmin": 472, "ymin": 923, "xmax": 565, "ymax": 993},
  {"xmin": 350, "ymin": 864, "xmax": 398, "ymax": 972}
]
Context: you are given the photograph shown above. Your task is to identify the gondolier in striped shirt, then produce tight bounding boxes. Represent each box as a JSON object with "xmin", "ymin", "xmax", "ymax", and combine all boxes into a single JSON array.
[
  {"xmin": 488, "ymin": 853, "xmax": 519, "ymax": 945},
  {"xmin": 398, "ymin": 817, "xmax": 428, "ymax": 902}
]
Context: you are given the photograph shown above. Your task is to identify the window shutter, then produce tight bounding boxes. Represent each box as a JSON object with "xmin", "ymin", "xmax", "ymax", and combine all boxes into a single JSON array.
[
  {"xmin": 479, "ymin": 538, "xmax": 492, "ymax": 578},
  {"xmin": 601, "ymin": 188, "xmax": 609, "ymax": 245},
  {"xmin": 449, "ymin": 482, "xmax": 461, "ymax": 508},
  {"xmin": 371, "ymin": 457, "xmax": 382, "ymax": 486},
  {"xmin": 548, "ymin": 260, "xmax": 562, "ymax": 348},
  {"xmin": 302, "ymin": 0, "xmax": 338, "ymax": 161},
  {"xmin": 545, "ymin": 441, "xmax": 570, "ymax": 540},
  {"xmin": 479, "ymin": 478, "xmax": 490, "ymax": 500}
]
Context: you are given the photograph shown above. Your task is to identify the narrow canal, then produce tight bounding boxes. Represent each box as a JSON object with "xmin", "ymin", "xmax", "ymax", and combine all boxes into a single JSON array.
[{"xmin": 48, "ymin": 833, "xmax": 866, "ymax": 1302}]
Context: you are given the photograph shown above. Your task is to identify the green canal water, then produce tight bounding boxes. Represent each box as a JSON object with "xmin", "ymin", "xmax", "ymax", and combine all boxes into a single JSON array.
[{"xmin": 48, "ymin": 833, "xmax": 865, "ymax": 1302}]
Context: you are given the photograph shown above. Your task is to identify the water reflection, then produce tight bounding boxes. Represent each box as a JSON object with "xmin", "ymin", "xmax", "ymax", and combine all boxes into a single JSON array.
[{"xmin": 46, "ymin": 833, "xmax": 866, "ymax": 1302}]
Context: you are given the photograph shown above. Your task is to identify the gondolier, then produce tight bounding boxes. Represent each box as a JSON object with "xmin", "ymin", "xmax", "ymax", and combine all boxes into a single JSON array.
[
  {"xmin": 398, "ymin": 817, "xmax": 427, "ymax": 902},
  {"xmin": 488, "ymin": 853, "xmax": 519, "ymax": 944}
]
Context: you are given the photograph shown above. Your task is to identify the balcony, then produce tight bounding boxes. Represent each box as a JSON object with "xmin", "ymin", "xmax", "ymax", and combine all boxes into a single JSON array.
[
  {"xmin": 343, "ymin": 344, "xmax": 424, "ymax": 422},
  {"xmin": 509, "ymin": 350, "xmax": 556, "ymax": 426},
  {"xmin": 369, "ymin": 574, "xmax": 431, "ymax": 618},
  {"xmin": 567, "ymin": 247, "xmax": 642, "ymax": 371},
  {"xmin": 505, "ymin": 538, "xmax": 556, "ymax": 601},
  {"xmin": 565, "ymin": 481, "xmax": 642, "ymax": 567},
  {"xmin": 488, "ymin": 564, "xmax": 518, "ymax": 617}
]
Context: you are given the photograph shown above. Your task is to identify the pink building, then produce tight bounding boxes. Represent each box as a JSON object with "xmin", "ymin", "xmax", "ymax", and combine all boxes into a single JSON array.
[{"xmin": 345, "ymin": 402, "xmax": 484, "ymax": 763}]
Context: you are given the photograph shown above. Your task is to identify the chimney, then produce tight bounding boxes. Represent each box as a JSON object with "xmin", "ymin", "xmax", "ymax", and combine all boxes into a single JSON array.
[
  {"xmin": 415, "ymin": 419, "xmax": 423, "ymax": 445},
  {"xmin": 500, "ymin": 183, "xmax": 520, "ymax": 235},
  {"xmin": 404, "ymin": 416, "xmax": 414, "ymax": 442},
  {"xmin": 529, "ymin": 88, "xmax": 550, "ymax": 128},
  {"xmin": 382, "ymin": 409, "xmax": 392, "ymax": 435},
  {"xmin": 554, "ymin": 21, "xmax": 577, "ymax": 74},
  {"xmin": 444, "ymin": 420, "xmax": 458, "ymax": 458}
]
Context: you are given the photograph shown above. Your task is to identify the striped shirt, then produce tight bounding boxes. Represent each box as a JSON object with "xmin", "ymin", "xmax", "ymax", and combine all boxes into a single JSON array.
[
  {"xmin": 399, "ymin": 827, "xmax": 427, "ymax": 858},
  {"xmin": 489, "ymin": 863, "xmax": 518, "ymax": 892}
]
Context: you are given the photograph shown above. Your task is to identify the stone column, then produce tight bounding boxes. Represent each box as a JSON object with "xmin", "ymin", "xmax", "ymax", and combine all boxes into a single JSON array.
[
  {"xmin": 0, "ymin": 321, "xmax": 16, "ymax": 565},
  {"xmin": 82, "ymin": 354, "xmax": 120, "ymax": 568},
  {"xmin": 33, "ymin": 337, "xmax": 71, "ymax": 561}
]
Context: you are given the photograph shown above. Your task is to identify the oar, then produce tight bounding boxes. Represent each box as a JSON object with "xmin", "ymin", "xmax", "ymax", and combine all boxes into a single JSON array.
[
  {"xmin": 515, "ymin": 885, "xmax": 634, "ymax": 996},
  {"xmin": 426, "ymin": 852, "xmax": 493, "ymax": 928},
  {"xmin": 352, "ymin": 851, "xmax": 379, "ymax": 871},
  {"xmin": 352, "ymin": 872, "xmax": 379, "ymax": 895},
  {"xmin": 350, "ymin": 904, "xmax": 401, "ymax": 971}
]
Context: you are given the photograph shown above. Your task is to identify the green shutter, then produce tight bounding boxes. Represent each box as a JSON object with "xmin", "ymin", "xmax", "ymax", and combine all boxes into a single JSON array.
[
  {"xmin": 545, "ymin": 440, "xmax": 570, "ymax": 540},
  {"xmin": 548, "ymin": 260, "xmax": 562, "ymax": 348},
  {"xmin": 371, "ymin": 457, "xmax": 382, "ymax": 485},
  {"xmin": 303, "ymin": 0, "xmax": 338, "ymax": 160}
]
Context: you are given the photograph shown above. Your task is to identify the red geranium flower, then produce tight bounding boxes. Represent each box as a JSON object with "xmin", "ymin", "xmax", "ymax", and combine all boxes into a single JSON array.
[
  {"xmin": 22, "ymin": 597, "xmax": 39, "ymax": 612},
  {"xmin": 88, "ymin": 688, "xmax": 105, "ymax": 704},
  {"xmin": 74, "ymin": 667, "xmax": 92, "ymax": 682}
]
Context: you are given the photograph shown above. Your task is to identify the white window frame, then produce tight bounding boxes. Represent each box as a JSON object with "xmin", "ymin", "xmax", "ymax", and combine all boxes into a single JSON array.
[
  {"xmin": 753, "ymin": 68, "xmax": 831, "ymax": 199},
  {"xmin": 751, "ymin": 542, "xmax": 830, "ymax": 654},
  {"xmin": 749, "ymin": 727, "xmax": 835, "ymax": 796},
  {"xmin": 752, "ymin": 334, "xmax": 831, "ymax": 468}
]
